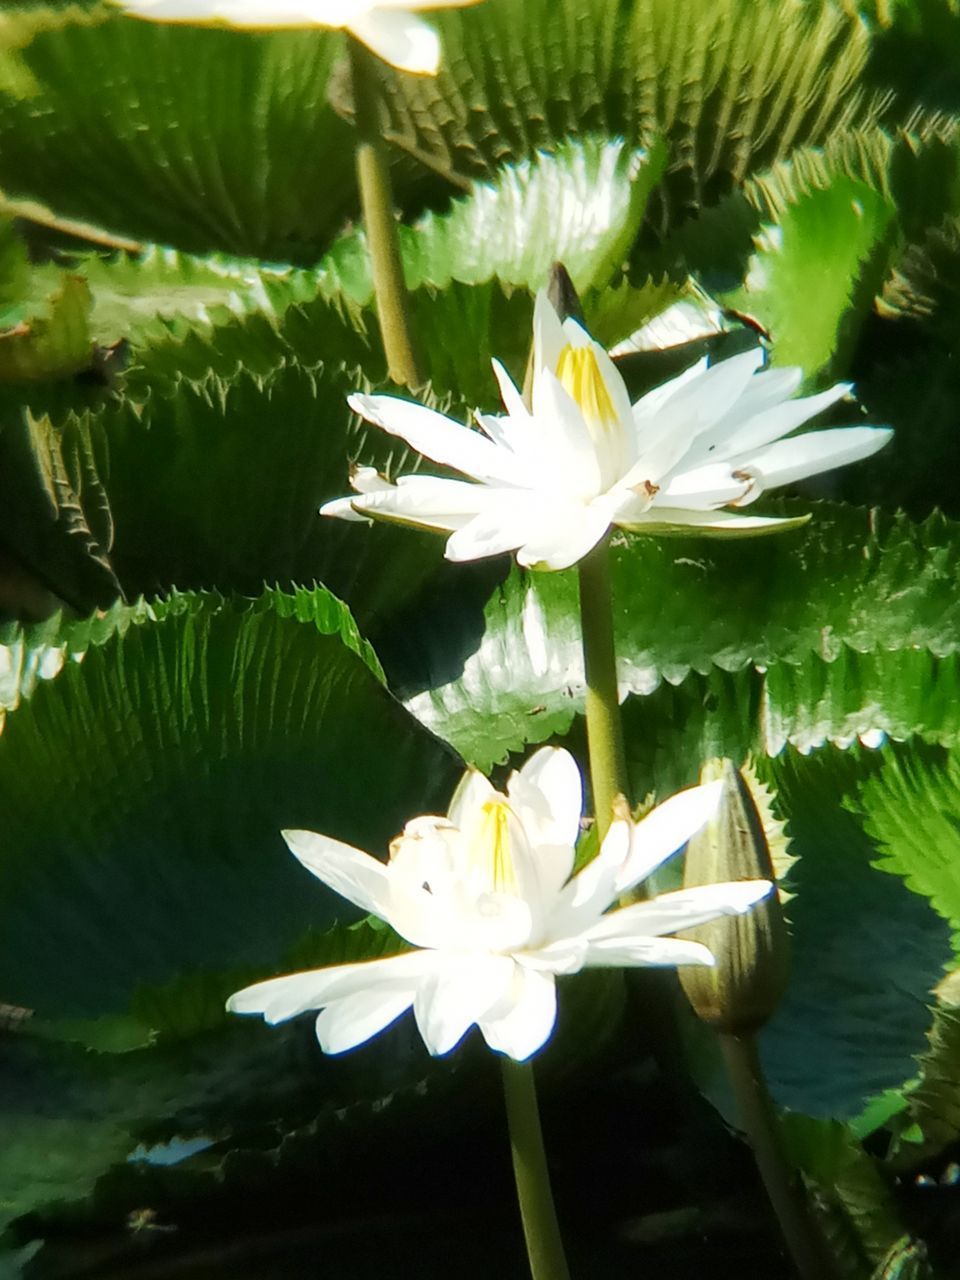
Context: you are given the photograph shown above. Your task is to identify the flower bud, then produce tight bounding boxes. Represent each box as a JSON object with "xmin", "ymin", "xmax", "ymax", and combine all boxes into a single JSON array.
[{"xmin": 678, "ymin": 759, "xmax": 790, "ymax": 1034}]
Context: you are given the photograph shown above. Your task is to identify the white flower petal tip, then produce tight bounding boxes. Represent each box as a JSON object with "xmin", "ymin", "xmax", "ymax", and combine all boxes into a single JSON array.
[
  {"xmin": 349, "ymin": 8, "xmax": 440, "ymax": 74},
  {"xmin": 325, "ymin": 301, "xmax": 890, "ymax": 569},
  {"xmin": 727, "ymin": 879, "xmax": 775, "ymax": 911},
  {"xmin": 318, "ymin": 495, "xmax": 372, "ymax": 522},
  {"xmin": 614, "ymin": 779, "xmax": 723, "ymax": 893}
]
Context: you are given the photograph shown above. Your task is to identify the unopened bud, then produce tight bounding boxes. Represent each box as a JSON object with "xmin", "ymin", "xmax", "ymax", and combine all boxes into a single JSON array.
[{"xmin": 678, "ymin": 759, "xmax": 790, "ymax": 1034}]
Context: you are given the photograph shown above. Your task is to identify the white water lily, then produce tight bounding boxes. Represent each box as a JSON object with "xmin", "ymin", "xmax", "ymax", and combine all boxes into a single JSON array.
[
  {"xmin": 227, "ymin": 748, "xmax": 771, "ymax": 1061},
  {"xmin": 113, "ymin": 0, "xmax": 482, "ymax": 74},
  {"xmin": 322, "ymin": 293, "xmax": 892, "ymax": 570}
]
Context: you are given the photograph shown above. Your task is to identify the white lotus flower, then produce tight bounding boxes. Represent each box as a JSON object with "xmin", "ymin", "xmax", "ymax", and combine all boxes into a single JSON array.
[
  {"xmin": 322, "ymin": 293, "xmax": 892, "ymax": 570},
  {"xmin": 227, "ymin": 748, "xmax": 771, "ymax": 1061},
  {"xmin": 112, "ymin": 0, "xmax": 483, "ymax": 74}
]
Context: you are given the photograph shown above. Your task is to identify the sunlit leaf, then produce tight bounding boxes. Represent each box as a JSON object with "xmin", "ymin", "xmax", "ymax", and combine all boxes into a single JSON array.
[
  {"xmin": 723, "ymin": 176, "xmax": 898, "ymax": 376},
  {"xmin": 393, "ymin": 504, "xmax": 957, "ymax": 770}
]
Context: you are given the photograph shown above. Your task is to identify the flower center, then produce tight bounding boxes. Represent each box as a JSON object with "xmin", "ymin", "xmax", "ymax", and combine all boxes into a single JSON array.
[
  {"xmin": 555, "ymin": 343, "xmax": 618, "ymax": 436},
  {"xmin": 470, "ymin": 797, "xmax": 519, "ymax": 896}
]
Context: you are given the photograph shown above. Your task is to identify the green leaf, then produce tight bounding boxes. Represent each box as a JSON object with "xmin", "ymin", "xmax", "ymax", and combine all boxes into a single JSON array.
[
  {"xmin": 583, "ymin": 276, "xmax": 718, "ymax": 353},
  {"xmin": 781, "ymin": 1113, "xmax": 907, "ymax": 1273},
  {"xmin": 370, "ymin": 0, "xmax": 892, "ymax": 233},
  {"xmin": 0, "ymin": 10, "xmax": 358, "ymax": 259},
  {"xmin": 0, "ymin": 987, "xmax": 444, "ymax": 1246},
  {"xmin": 0, "ymin": 340, "xmax": 446, "ymax": 622},
  {"xmin": 863, "ymin": 0, "xmax": 960, "ymax": 118},
  {"xmin": 644, "ymin": 125, "xmax": 960, "ymax": 313},
  {"xmin": 0, "ymin": 407, "xmax": 121, "ymax": 612},
  {"xmin": 0, "ymin": 587, "xmax": 458, "ymax": 1021},
  {"xmin": 392, "ymin": 504, "xmax": 958, "ymax": 770},
  {"xmin": 0, "ymin": 597, "xmax": 153, "ymax": 717},
  {"xmin": 0, "ymin": 216, "xmax": 29, "ymax": 321},
  {"xmin": 47, "ymin": 246, "xmax": 323, "ymax": 350},
  {"xmin": 760, "ymin": 643, "xmax": 960, "ymax": 757},
  {"xmin": 869, "ymin": 1238, "xmax": 937, "ymax": 1280},
  {"xmin": 0, "ymin": 0, "xmax": 904, "ymax": 260},
  {"xmin": 905, "ymin": 996, "xmax": 960, "ymax": 1152},
  {"xmin": 723, "ymin": 176, "xmax": 898, "ymax": 377},
  {"xmin": 122, "ymin": 916, "xmax": 409, "ymax": 1042},
  {"xmin": 318, "ymin": 136, "xmax": 666, "ymax": 303},
  {"xmin": 857, "ymin": 749, "xmax": 960, "ymax": 949},
  {"xmin": 0, "ymin": 273, "xmax": 91, "ymax": 382},
  {"xmin": 756, "ymin": 745, "xmax": 951, "ymax": 1119}
]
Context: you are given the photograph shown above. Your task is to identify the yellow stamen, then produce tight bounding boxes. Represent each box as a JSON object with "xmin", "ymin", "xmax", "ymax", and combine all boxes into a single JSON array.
[
  {"xmin": 471, "ymin": 797, "xmax": 518, "ymax": 895},
  {"xmin": 555, "ymin": 343, "xmax": 618, "ymax": 435}
]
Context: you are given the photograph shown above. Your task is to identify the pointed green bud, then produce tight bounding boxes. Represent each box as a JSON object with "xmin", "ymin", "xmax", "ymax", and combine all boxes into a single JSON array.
[{"xmin": 678, "ymin": 759, "xmax": 790, "ymax": 1034}]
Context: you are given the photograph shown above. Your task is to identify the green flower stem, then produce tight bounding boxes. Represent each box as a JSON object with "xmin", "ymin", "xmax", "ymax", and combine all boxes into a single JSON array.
[
  {"xmin": 500, "ymin": 1058, "xmax": 571, "ymax": 1280},
  {"xmin": 348, "ymin": 39, "xmax": 423, "ymax": 388},
  {"xmin": 719, "ymin": 1031, "xmax": 839, "ymax": 1280},
  {"xmin": 577, "ymin": 537, "xmax": 629, "ymax": 841}
]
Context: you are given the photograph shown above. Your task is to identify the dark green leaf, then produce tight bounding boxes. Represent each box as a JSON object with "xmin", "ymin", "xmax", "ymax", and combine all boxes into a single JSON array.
[
  {"xmin": 0, "ymin": 587, "xmax": 458, "ymax": 1021},
  {"xmin": 781, "ymin": 1112, "xmax": 906, "ymax": 1274},
  {"xmin": 756, "ymin": 746, "xmax": 951, "ymax": 1119},
  {"xmin": 905, "ymin": 997, "xmax": 960, "ymax": 1152},
  {"xmin": 0, "ymin": 11, "xmax": 357, "ymax": 259}
]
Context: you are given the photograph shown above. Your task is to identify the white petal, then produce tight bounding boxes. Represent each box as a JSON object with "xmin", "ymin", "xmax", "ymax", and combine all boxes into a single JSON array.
[
  {"xmin": 529, "ymin": 370, "xmax": 604, "ymax": 492},
  {"xmin": 478, "ymin": 965, "xmax": 558, "ymax": 1060},
  {"xmin": 315, "ymin": 987, "xmax": 416, "ymax": 1054},
  {"xmin": 351, "ymin": 464, "xmax": 395, "ymax": 495},
  {"xmin": 629, "ymin": 356, "xmax": 708, "ymax": 423},
  {"xmin": 491, "ymin": 359, "xmax": 530, "ymax": 421},
  {"xmin": 387, "ymin": 818, "xmax": 533, "ymax": 951},
  {"xmin": 632, "ymin": 349, "xmax": 765, "ymax": 480},
  {"xmin": 614, "ymin": 781, "xmax": 722, "ymax": 893},
  {"xmin": 514, "ymin": 499, "xmax": 613, "ymax": 571},
  {"xmin": 348, "ymin": 9, "xmax": 440, "ymax": 73},
  {"xmin": 584, "ymin": 880, "xmax": 773, "ymax": 943},
  {"xmin": 115, "ymin": 0, "xmax": 322, "ymax": 22},
  {"xmin": 590, "ymin": 342, "xmax": 636, "ymax": 443},
  {"xmin": 583, "ymin": 936, "xmax": 715, "ymax": 968},
  {"xmin": 658, "ymin": 461, "xmax": 752, "ymax": 509},
  {"xmin": 226, "ymin": 950, "xmax": 435, "ymax": 1024},
  {"xmin": 319, "ymin": 494, "xmax": 373, "ymax": 523},
  {"xmin": 337, "ymin": 475, "xmax": 495, "ymax": 533},
  {"xmin": 714, "ymin": 364, "xmax": 803, "ymax": 420},
  {"xmin": 321, "ymin": 464, "xmax": 396, "ymax": 521},
  {"xmin": 735, "ymin": 426, "xmax": 893, "ymax": 499},
  {"xmin": 347, "ymin": 393, "xmax": 525, "ymax": 485},
  {"xmin": 446, "ymin": 767, "xmax": 497, "ymax": 831},
  {"xmin": 508, "ymin": 747, "xmax": 582, "ymax": 849},
  {"xmin": 549, "ymin": 820, "xmax": 631, "ymax": 940},
  {"xmin": 413, "ymin": 954, "xmax": 516, "ymax": 1055},
  {"xmin": 705, "ymin": 382, "xmax": 852, "ymax": 460},
  {"xmin": 282, "ymin": 828, "xmax": 394, "ymax": 919},
  {"xmin": 444, "ymin": 495, "xmax": 548, "ymax": 563},
  {"xmin": 532, "ymin": 290, "xmax": 567, "ymax": 379},
  {"xmin": 515, "ymin": 939, "xmax": 588, "ymax": 975}
]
